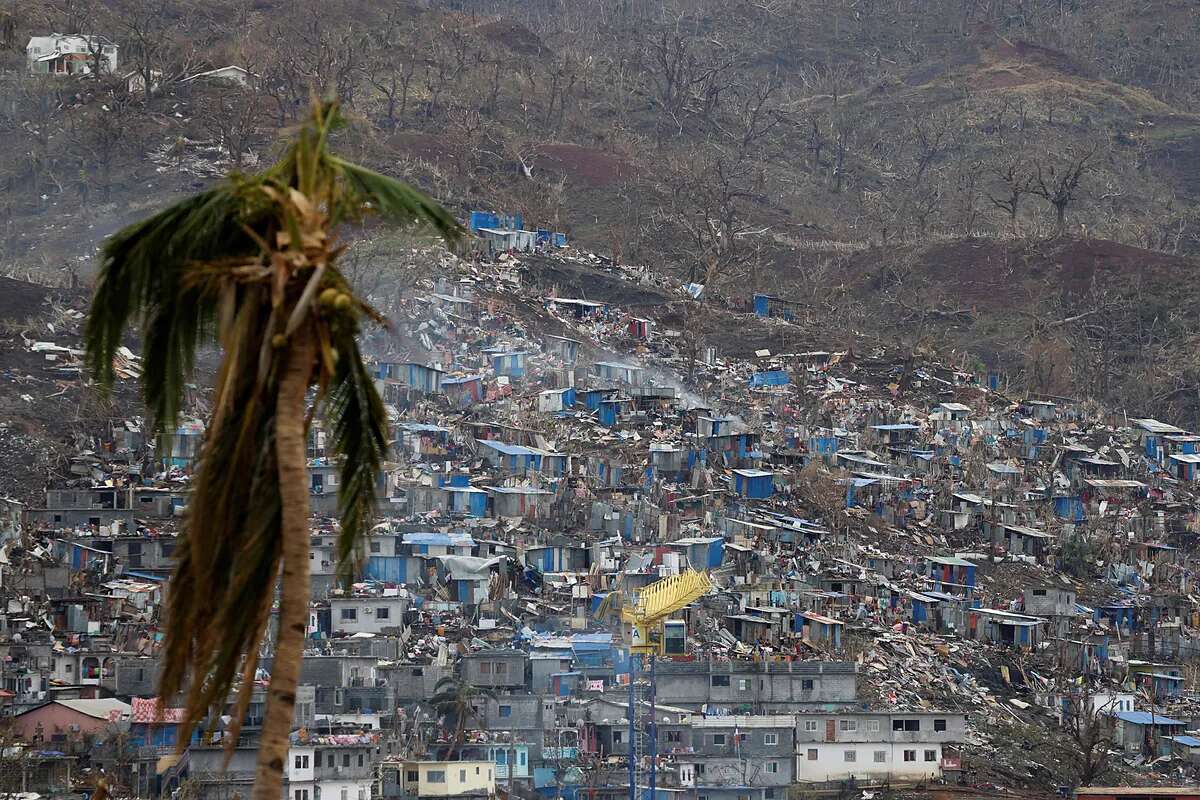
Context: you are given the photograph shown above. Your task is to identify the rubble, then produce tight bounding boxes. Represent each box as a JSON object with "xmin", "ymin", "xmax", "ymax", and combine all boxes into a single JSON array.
[{"xmin": 2, "ymin": 231, "xmax": 1199, "ymax": 799}]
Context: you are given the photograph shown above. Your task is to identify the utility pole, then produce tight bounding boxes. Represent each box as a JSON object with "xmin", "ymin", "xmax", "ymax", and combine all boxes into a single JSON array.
[
  {"xmin": 627, "ymin": 657, "xmax": 636, "ymax": 800},
  {"xmin": 648, "ymin": 656, "xmax": 656, "ymax": 800}
]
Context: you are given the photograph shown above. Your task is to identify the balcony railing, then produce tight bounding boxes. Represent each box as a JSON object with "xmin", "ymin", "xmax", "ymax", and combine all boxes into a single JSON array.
[{"xmin": 541, "ymin": 747, "xmax": 579, "ymax": 760}]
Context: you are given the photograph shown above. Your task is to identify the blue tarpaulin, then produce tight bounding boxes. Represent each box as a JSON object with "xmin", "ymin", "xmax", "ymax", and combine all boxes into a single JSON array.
[{"xmin": 749, "ymin": 370, "xmax": 790, "ymax": 387}]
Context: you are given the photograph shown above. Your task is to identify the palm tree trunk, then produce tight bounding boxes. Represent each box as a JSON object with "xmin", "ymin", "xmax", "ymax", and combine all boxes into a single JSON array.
[
  {"xmin": 254, "ymin": 329, "xmax": 315, "ymax": 800},
  {"xmin": 447, "ymin": 714, "xmax": 465, "ymax": 760}
]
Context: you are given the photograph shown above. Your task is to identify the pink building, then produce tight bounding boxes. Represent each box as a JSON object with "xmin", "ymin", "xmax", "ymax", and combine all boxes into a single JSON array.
[{"xmin": 11, "ymin": 698, "xmax": 131, "ymax": 742}]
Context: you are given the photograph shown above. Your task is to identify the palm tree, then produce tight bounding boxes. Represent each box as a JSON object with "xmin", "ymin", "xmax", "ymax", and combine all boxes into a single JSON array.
[
  {"xmin": 430, "ymin": 676, "xmax": 497, "ymax": 759},
  {"xmin": 84, "ymin": 100, "xmax": 460, "ymax": 800}
]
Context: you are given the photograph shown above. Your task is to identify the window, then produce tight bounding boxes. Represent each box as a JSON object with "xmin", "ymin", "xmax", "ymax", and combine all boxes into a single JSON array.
[
  {"xmin": 518, "ymin": 751, "xmax": 527, "ymax": 767},
  {"xmin": 711, "ymin": 675, "xmax": 730, "ymax": 687},
  {"xmin": 735, "ymin": 732, "xmax": 748, "ymax": 744},
  {"xmin": 667, "ymin": 731, "xmax": 682, "ymax": 743},
  {"xmin": 765, "ymin": 791, "xmax": 775, "ymax": 800},
  {"xmin": 903, "ymin": 750, "xmax": 916, "ymax": 762},
  {"xmin": 804, "ymin": 720, "xmax": 819, "ymax": 732},
  {"xmin": 801, "ymin": 679, "xmax": 814, "ymax": 691},
  {"xmin": 867, "ymin": 720, "xmax": 880, "ymax": 733},
  {"xmin": 807, "ymin": 749, "xmax": 818, "ymax": 761},
  {"xmin": 873, "ymin": 751, "xmax": 886, "ymax": 763},
  {"xmin": 341, "ymin": 608, "xmax": 358, "ymax": 621},
  {"xmin": 499, "ymin": 705, "xmax": 512, "ymax": 718},
  {"xmin": 358, "ymin": 790, "xmax": 366, "ymax": 800},
  {"xmin": 765, "ymin": 761, "xmax": 779, "ymax": 774},
  {"xmin": 839, "ymin": 720, "xmax": 858, "ymax": 732},
  {"xmin": 460, "ymin": 770, "xmax": 467, "ymax": 782},
  {"xmin": 328, "ymin": 754, "xmax": 335, "ymax": 767},
  {"xmin": 893, "ymin": 719, "xmax": 920, "ymax": 732},
  {"xmin": 294, "ymin": 755, "xmax": 309, "ymax": 769},
  {"xmin": 427, "ymin": 771, "xmax": 446, "ymax": 783},
  {"xmin": 737, "ymin": 678, "xmax": 751, "ymax": 691},
  {"xmin": 340, "ymin": 790, "xmax": 348, "ymax": 800},
  {"xmin": 925, "ymin": 750, "xmax": 937, "ymax": 762},
  {"xmin": 710, "ymin": 734, "xmax": 726, "ymax": 746},
  {"xmin": 934, "ymin": 718, "xmax": 947, "ymax": 732},
  {"xmin": 694, "ymin": 763, "xmax": 705, "ymax": 775},
  {"xmin": 358, "ymin": 754, "xmax": 364, "ymax": 767},
  {"xmin": 480, "ymin": 662, "xmax": 492, "ymax": 675},
  {"xmin": 494, "ymin": 662, "xmax": 508, "ymax": 675},
  {"xmin": 764, "ymin": 733, "xmax": 778, "ymax": 746},
  {"xmin": 476, "ymin": 767, "xmax": 480, "ymax": 775},
  {"xmin": 377, "ymin": 607, "xmax": 390, "ymax": 620},
  {"xmin": 407, "ymin": 771, "xmax": 419, "ymax": 782},
  {"xmin": 843, "ymin": 751, "xmax": 856, "ymax": 762},
  {"xmin": 343, "ymin": 754, "xmax": 351, "ymax": 767},
  {"xmin": 370, "ymin": 541, "xmax": 381, "ymax": 553},
  {"xmin": 294, "ymin": 791, "xmax": 308, "ymax": 800},
  {"xmin": 613, "ymin": 731, "xmax": 624, "ymax": 744},
  {"xmin": 1032, "ymin": 589, "xmax": 1047, "ymax": 596}
]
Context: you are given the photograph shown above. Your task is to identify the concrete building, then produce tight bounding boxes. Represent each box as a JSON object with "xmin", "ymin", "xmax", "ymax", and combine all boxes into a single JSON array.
[
  {"xmin": 652, "ymin": 660, "xmax": 857, "ymax": 712},
  {"xmin": 794, "ymin": 711, "xmax": 967, "ymax": 784},
  {"xmin": 395, "ymin": 760, "xmax": 495, "ymax": 798}
]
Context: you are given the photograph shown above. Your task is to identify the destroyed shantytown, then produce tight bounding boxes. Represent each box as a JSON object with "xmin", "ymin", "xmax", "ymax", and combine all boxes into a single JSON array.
[
  {"xmin": 7, "ymin": 5, "xmax": 1200, "ymax": 800},
  {"xmin": 4, "ymin": 223, "xmax": 1200, "ymax": 800}
]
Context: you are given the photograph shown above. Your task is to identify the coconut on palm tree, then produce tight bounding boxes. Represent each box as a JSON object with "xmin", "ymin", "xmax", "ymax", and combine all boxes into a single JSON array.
[
  {"xmin": 84, "ymin": 100, "xmax": 460, "ymax": 800},
  {"xmin": 430, "ymin": 676, "xmax": 497, "ymax": 759}
]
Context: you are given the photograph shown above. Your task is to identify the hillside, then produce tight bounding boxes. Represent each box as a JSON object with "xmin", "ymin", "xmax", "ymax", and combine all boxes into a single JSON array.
[{"xmin": 1, "ymin": 0, "xmax": 1200, "ymax": 424}]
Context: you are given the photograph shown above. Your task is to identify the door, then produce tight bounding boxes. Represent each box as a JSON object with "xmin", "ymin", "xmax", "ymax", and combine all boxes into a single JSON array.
[{"xmin": 825, "ymin": 719, "xmax": 836, "ymax": 742}]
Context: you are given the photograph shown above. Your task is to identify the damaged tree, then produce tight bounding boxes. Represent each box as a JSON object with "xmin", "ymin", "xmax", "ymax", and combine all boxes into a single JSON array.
[
  {"xmin": 84, "ymin": 100, "xmax": 460, "ymax": 800},
  {"xmin": 1032, "ymin": 146, "xmax": 1098, "ymax": 234},
  {"xmin": 1062, "ymin": 682, "xmax": 1115, "ymax": 787}
]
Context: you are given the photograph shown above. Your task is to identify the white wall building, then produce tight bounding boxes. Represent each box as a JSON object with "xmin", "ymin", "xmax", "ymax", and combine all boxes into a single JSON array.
[
  {"xmin": 793, "ymin": 711, "xmax": 966, "ymax": 785},
  {"xmin": 26, "ymin": 34, "xmax": 118, "ymax": 76}
]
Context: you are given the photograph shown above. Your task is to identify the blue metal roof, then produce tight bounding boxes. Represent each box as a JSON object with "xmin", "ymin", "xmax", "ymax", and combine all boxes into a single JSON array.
[
  {"xmin": 441, "ymin": 374, "xmax": 485, "ymax": 385},
  {"xmin": 1112, "ymin": 711, "xmax": 1187, "ymax": 726},
  {"xmin": 477, "ymin": 439, "xmax": 541, "ymax": 456},
  {"xmin": 397, "ymin": 423, "xmax": 451, "ymax": 433},
  {"xmin": 124, "ymin": 570, "xmax": 167, "ymax": 582},
  {"xmin": 401, "ymin": 532, "xmax": 475, "ymax": 547},
  {"xmin": 1171, "ymin": 735, "xmax": 1200, "ymax": 748}
]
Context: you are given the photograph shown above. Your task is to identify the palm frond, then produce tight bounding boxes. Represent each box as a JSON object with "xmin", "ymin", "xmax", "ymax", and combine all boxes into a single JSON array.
[
  {"xmin": 86, "ymin": 182, "xmax": 257, "ymax": 435},
  {"xmin": 324, "ymin": 326, "xmax": 388, "ymax": 580},
  {"xmin": 158, "ymin": 288, "xmax": 284, "ymax": 751},
  {"xmin": 329, "ymin": 156, "xmax": 464, "ymax": 242}
]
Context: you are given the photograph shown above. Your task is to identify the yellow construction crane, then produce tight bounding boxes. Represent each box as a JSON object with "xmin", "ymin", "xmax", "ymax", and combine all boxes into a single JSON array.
[
  {"xmin": 603, "ymin": 569, "xmax": 712, "ymax": 800},
  {"xmin": 623, "ymin": 568, "xmax": 712, "ymax": 655}
]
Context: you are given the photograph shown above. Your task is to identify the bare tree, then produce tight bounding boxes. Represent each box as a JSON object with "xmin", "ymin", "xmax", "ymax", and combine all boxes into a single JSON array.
[
  {"xmin": 363, "ymin": 7, "xmax": 418, "ymax": 128},
  {"xmin": 1062, "ymin": 682, "xmax": 1115, "ymax": 787},
  {"xmin": 988, "ymin": 157, "xmax": 1036, "ymax": 234},
  {"xmin": 1032, "ymin": 145, "xmax": 1098, "ymax": 233},
  {"xmin": 200, "ymin": 86, "xmax": 261, "ymax": 170}
]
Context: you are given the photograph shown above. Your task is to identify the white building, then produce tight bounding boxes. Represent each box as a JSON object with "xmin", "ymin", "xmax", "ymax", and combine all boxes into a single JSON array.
[
  {"xmin": 287, "ymin": 737, "xmax": 378, "ymax": 800},
  {"xmin": 181, "ymin": 65, "xmax": 255, "ymax": 87},
  {"xmin": 794, "ymin": 711, "xmax": 966, "ymax": 784},
  {"xmin": 330, "ymin": 594, "xmax": 409, "ymax": 635},
  {"xmin": 26, "ymin": 34, "xmax": 118, "ymax": 76}
]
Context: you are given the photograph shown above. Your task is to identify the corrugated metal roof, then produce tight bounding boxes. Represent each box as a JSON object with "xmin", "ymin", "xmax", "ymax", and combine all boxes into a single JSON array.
[{"xmin": 1112, "ymin": 711, "xmax": 1186, "ymax": 726}]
